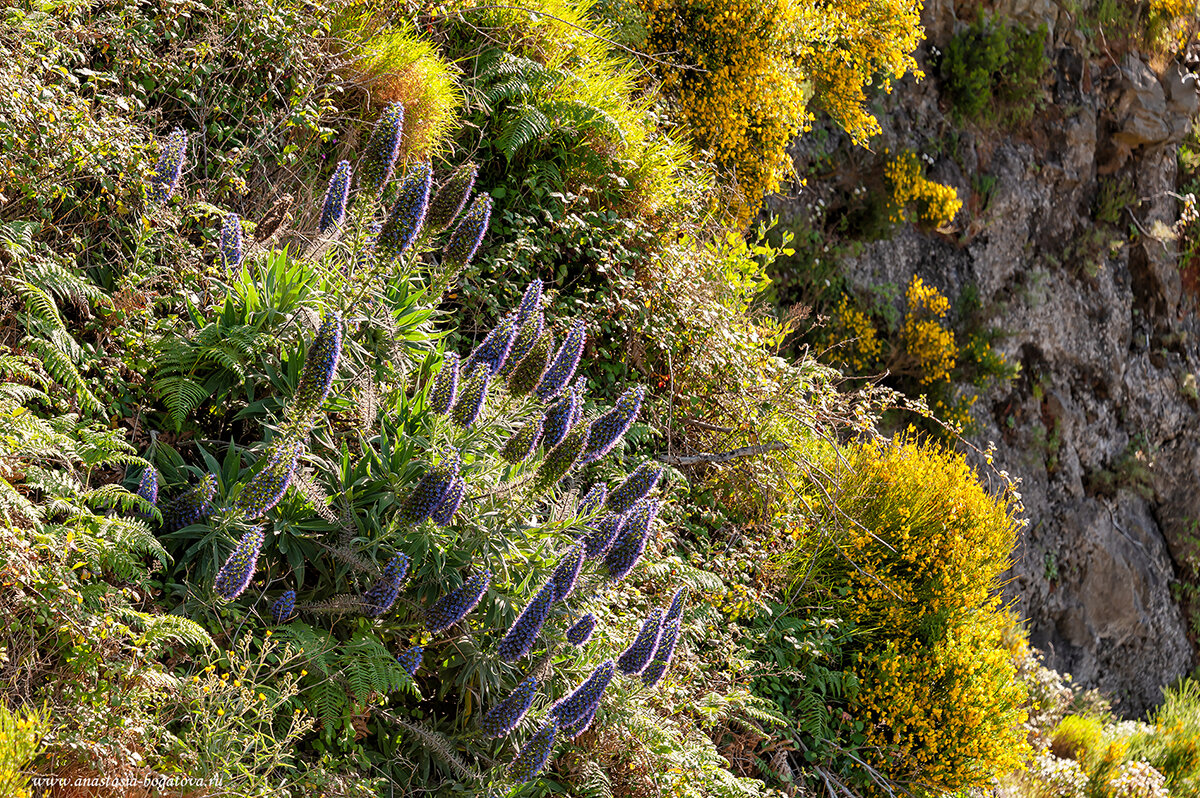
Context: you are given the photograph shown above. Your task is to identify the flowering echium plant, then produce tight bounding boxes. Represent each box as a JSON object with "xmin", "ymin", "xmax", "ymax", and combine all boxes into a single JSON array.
[{"xmin": 139, "ymin": 105, "xmax": 688, "ymax": 792}]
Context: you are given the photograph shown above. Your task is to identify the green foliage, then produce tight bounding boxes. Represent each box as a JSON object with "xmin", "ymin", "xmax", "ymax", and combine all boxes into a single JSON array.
[{"xmin": 940, "ymin": 15, "xmax": 1049, "ymax": 127}]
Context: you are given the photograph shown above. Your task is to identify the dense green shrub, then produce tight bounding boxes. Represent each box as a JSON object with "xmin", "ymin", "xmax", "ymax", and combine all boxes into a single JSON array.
[{"xmin": 940, "ymin": 15, "xmax": 1049, "ymax": 127}]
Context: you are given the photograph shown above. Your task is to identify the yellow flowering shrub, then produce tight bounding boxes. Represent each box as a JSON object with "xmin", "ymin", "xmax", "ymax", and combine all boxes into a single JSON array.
[
  {"xmin": 903, "ymin": 275, "xmax": 956, "ymax": 385},
  {"xmin": 640, "ymin": 0, "xmax": 923, "ymax": 221},
  {"xmin": 812, "ymin": 437, "xmax": 1029, "ymax": 793},
  {"xmin": 884, "ymin": 150, "xmax": 963, "ymax": 228},
  {"xmin": 830, "ymin": 294, "xmax": 882, "ymax": 372}
]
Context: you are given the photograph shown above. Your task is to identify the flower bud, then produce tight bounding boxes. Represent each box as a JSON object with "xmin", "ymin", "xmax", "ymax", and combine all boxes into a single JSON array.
[
  {"xmin": 162, "ymin": 474, "xmax": 217, "ymax": 531},
  {"xmin": 319, "ymin": 160, "xmax": 353, "ymax": 233},
  {"xmin": 429, "ymin": 352, "xmax": 459, "ymax": 414},
  {"xmin": 616, "ymin": 609, "xmax": 663, "ymax": 676},
  {"xmin": 232, "ymin": 441, "xmax": 304, "ymax": 520},
  {"xmin": 359, "ymin": 102, "xmax": 404, "ymax": 197},
  {"xmin": 463, "ymin": 312, "xmax": 516, "ymax": 376},
  {"xmin": 479, "ymin": 676, "xmax": 538, "ymax": 738},
  {"xmin": 292, "ymin": 311, "xmax": 342, "ymax": 423},
  {"xmin": 549, "ymin": 544, "xmax": 584, "ymax": 603},
  {"xmin": 271, "ymin": 590, "xmax": 296, "ymax": 624},
  {"xmin": 603, "ymin": 498, "xmax": 659, "ymax": 581},
  {"xmin": 398, "ymin": 453, "xmax": 460, "ymax": 527},
  {"xmin": 497, "ymin": 580, "xmax": 555, "ymax": 662},
  {"xmin": 425, "ymin": 568, "xmax": 491, "ymax": 634},
  {"xmin": 147, "ymin": 127, "xmax": 187, "ymax": 205},
  {"xmin": 219, "ymin": 212, "xmax": 243, "ymax": 273},
  {"xmin": 607, "ymin": 463, "xmax": 663, "ymax": 515},
  {"xmin": 535, "ymin": 320, "xmax": 585, "ymax": 402},
  {"xmin": 450, "ymin": 364, "xmax": 491, "ymax": 428},
  {"xmin": 430, "ymin": 476, "xmax": 465, "ymax": 527},
  {"xmin": 377, "ymin": 162, "xmax": 431, "ymax": 262},
  {"xmin": 214, "ymin": 525, "xmax": 265, "ymax": 601},
  {"xmin": 541, "ymin": 382, "xmax": 582, "ymax": 449},
  {"xmin": 397, "ymin": 644, "xmax": 424, "ymax": 676},
  {"xmin": 362, "ymin": 553, "xmax": 411, "ymax": 617},
  {"xmin": 507, "ymin": 719, "xmax": 558, "ymax": 782},
  {"xmin": 549, "ymin": 660, "xmax": 614, "ymax": 729},
  {"xmin": 507, "ymin": 332, "xmax": 553, "ymax": 397},
  {"xmin": 581, "ymin": 385, "xmax": 644, "ymax": 464},
  {"xmin": 534, "ymin": 424, "xmax": 588, "ymax": 491},
  {"xmin": 442, "ymin": 194, "xmax": 492, "ymax": 273},
  {"xmin": 565, "ymin": 613, "xmax": 596, "ymax": 647},
  {"xmin": 641, "ymin": 618, "xmax": 681, "ymax": 688},
  {"xmin": 582, "ymin": 512, "xmax": 624, "ymax": 559},
  {"xmin": 502, "ymin": 417, "xmax": 543, "ymax": 464},
  {"xmin": 425, "ymin": 162, "xmax": 478, "ymax": 232}
]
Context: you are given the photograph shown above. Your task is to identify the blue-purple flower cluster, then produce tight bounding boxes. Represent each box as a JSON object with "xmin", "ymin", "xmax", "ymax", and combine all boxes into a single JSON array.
[
  {"xmin": 425, "ymin": 568, "xmax": 491, "ymax": 634},
  {"xmin": 271, "ymin": 590, "xmax": 296, "ymax": 624},
  {"xmin": 359, "ymin": 102, "xmax": 404, "ymax": 197},
  {"xmin": 541, "ymin": 382, "xmax": 582, "ymax": 448},
  {"xmin": 362, "ymin": 553, "xmax": 411, "ymax": 617},
  {"xmin": 214, "ymin": 525, "xmax": 265, "ymax": 601},
  {"xmin": 398, "ymin": 452, "xmax": 461, "ymax": 526},
  {"xmin": 397, "ymin": 645, "xmax": 424, "ymax": 676},
  {"xmin": 429, "ymin": 352, "xmax": 459, "ymax": 414},
  {"xmin": 616, "ymin": 608, "xmax": 663, "ymax": 676},
  {"xmin": 577, "ymin": 483, "xmax": 607, "ymax": 517},
  {"xmin": 377, "ymin": 162, "xmax": 431, "ymax": 262},
  {"xmin": 430, "ymin": 476, "xmax": 465, "ymax": 527},
  {"xmin": 319, "ymin": 160, "xmax": 353, "ymax": 233},
  {"xmin": 292, "ymin": 311, "xmax": 342, "ymax": 422},
  {"xmin": 607, "ymin": 463, "xmax": 663, "ymax": 514},
  {"xmin": 442, "ymin": 194, "xmax": 493, "ymax": 273},
  {"xmin": 479, "ymin": 676, "xmax": 538, "ymax": 738},
  {"xmin": 641, "ymin": 618, "xmax": 680, "ymax": 688},
  {"xmin": 503, "ymin": 311, "xmax": 545, "ymax": 378},
  {"xmin": 162, "ymin": 474, "xmax": 217, "ymax": 531},
  {"xmin": 502, "ymin": 417, "xmax": 543, "ymax": 464},
  {"xmin": 582, "ymin": 512, "xmax": 624, "ymax": 559},
  {"xmin": 451, "ymin": 364, "xmax": 491, "ymax": 428},
  {"xmin": 604, "ymin": 498, "xmax": 659, "ymax": 580},
  {"xmin": 147, "ymin": 128, "xmax": 187, "ymax": 205},
  {"xmin": 565, "ymin": 613, "xmax": 596, "ymax": 646},
  {"xmin": 232, "ymin": 441, "xmax": 303, "ymax": 520},
  {"xmin": 463, "ymin": 313, "xmax": 516, "ymax": 376},
  {"xmin": 507, "ymin": 719, "xmax": 557, "ymax": 782},
  {"xmin": 426, "ymin": 162, "xmax": 478, "ymax": 232},
  {"xmin": 536, "ymin": 320, "xmax": 585, "ymax": 402},
  {"xmin": 664, "ymin": 585, "xmax": 689, "ymax": 626},
  {"xmin": 549, "ymin": 660, "xmax": 614, "ymax": 731},
  {"xmin": 582, "ymin": 385, "xmax": 645, "ymax": 463},
  {"xmin": 136, "ymin": 467, "xmax": 158, "ymax": 506},
  {"xmin": 497, "ymin": 581, "xmax": 556, "ymax": 662},
  {"xmin": 219, "ymin": 213, "xmax": 243, "ymax": 273},
  {"xmin": 534, "ymin": 424, "xmax": 588, "ymax": 490},
  {"xmin": 550, "ymin": 545, "xmax": 584, "ymax": 603},
  {"xmin": 507, "ymin": 332, "xmax": 553, "ymax": 397}
]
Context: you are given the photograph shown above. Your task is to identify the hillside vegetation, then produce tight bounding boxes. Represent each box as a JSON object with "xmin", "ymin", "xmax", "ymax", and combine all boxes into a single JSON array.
[{"xmin": 1, "ymin": 1, "xmax": 1198, "ymax": 797}]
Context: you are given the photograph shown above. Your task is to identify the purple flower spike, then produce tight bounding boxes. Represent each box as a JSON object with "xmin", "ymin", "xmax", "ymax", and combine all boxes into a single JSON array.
[
  {"xmin": 377, "ymin": 162, "xmax": 431, "ymax": 262},
  {"xmin": 581, "ymin": 385, "xmax": 645, "ymax": 464},
  {"xmin": 577, "ymin": 483, "xmax": 606, "ymax": 517},
  {"xmin": 507, "ymin": 719, "xmax": 558, "ymax": 782},
  {"xmin": 616, "ymin": 609, "xmax": 663, "ymax": 676},
  {"xmin": 430, "ymin": 476, "xmax": 465, "ymax": 527},
  {"xmin": 293, "ymin": 311, "xmax": 343, "ymax": 421},
  {"xmin": 425, "ymin": 568, "xmax": 491, "ymax": 634},
  {"xmin": 502, "ymin": 310, "xmax": 545, "ymax": 377},
  {"xmin": 426, "ymin": 162, "xmax": 478, "ymax": 232},
  {"xmin": 497, "ymin": 580, "xmax": 556, "ymax": 662},
  {"xmin": 641, "ymin": 618, "xmax": 681, "ymax": 688},
  {"xmin": 535, "ymin": 320, "xmax": 585, "ymax": 402},
  {"xmin": 560, "ymin": 699, "xmax": 599, "ymax": 740},
  {"xmin": 450, "ymin": 364, "xmax": 492, "ymax": 428},
  {"xmin": 271, "ymin": 589, "xmax": 296, "ymax": 624},
  {"xmin": 549, "ymin": 660, "xmax": 614, "ymax": 729},
  {"xmin": 603, "ymin": 498, "xmax": 659, "ymax": 580},
  {"xmin": 147, "ymin": 127, "xmax": 187, "ymax": 205},
  {"xmin": 550, "ymin": 544, "xmax": 584, "ymax": 603},
  {"xmin": 479, "ymin": 676, "xmax": 538, "ymax": 738},
  {"xmin": 162, "ymin": 474, "xmax": 217, "ymax": 531},
  {"xmin": 607, "ymin": 463, "xmax": 663, "ymax": 515},
  {"xmin": 219, "ymin": 212, "xmax": 243, "ymax": 273},
  {"xmin": 565, "ymin": 613, "xmax": 596, "ymax": 647},
  {"xmin": 463, "ymin": 312, "xmax": 517, "ymax": 376},
  {"xmin": 663, "ymin": 585, "xmax": 689, "ymax": 626},
  {"xmin": 582, "ymin": 512, "xmax": 624, "ymax": 559},
  {"xmin": 359, "ymin": 102, "xmax": 404, "ymax": 197},
  {"xmin": 319, "ymin": 160, "xmax": 353, "ymax": 233},
  {"xmin": 362, "ymin": 553, "xmax": 411, "ymax": 616},
  {"xmin": 533, "ymin": 423, "xmax": 588, "ymax": 491},
  {"xmin": 232, "ymin": 441, "xmax": 303, "ymax": 520},
  {"xmin": 398, "ymin": 452, "xmax": 460, "ymax": 526},
  {"xmin": 502, "ymin": 417, "xmax": 543, "ymax": 464},
  {"xmin": 517, "ymin": 279, "xmax": 543, "ymax": 324},
  {"xmin": 442, "ymin": 193, "xmax": 492, "ymax": 273},
  {"xmin": 397, "ymin": 645, "xmax": 424, "ymax": 676},
  {"xmin": 136, "ymin": 466, "xmax": 158, "ymax": 506},
  {"xmin": 541, "ymin": 382, "xmax": 582, "ymax": 449},
  {"xmin": 507, "ymin": 332, "xmax": 553, "ymax": 397},
  {"xmin": 214, "ymin": 525, "xmax": 265, "ymax": 601},
  {"xmin": 429, "ymin": 352, "xmax": 459, "ymax": 414}
]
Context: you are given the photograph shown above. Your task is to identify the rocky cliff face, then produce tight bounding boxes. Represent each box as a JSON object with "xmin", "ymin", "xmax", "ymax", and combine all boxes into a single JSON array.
[{"xmin": 769, "ymin": 0, "xmax": 1200, "ymax": 715}]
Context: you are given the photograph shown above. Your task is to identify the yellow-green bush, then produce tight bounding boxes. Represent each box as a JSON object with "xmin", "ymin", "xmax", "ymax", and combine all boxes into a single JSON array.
[
  {"xmin": 1128, "ymin": 679, "xmax": 1200, "ymax": 794},
  {"xmin": 640, "ymin": 0, "xmax": 923, "ymax": 221},
  {"xmin": 0, "ymin": 703, "xmax": 46, "ymax": 798},
  {"xmin": 902, "ymin": 275, "xmax": 957, "ymax": 385},
  {"xmin": 808, "ymin": 436, "xmax": 1029, "ymax": 793}
]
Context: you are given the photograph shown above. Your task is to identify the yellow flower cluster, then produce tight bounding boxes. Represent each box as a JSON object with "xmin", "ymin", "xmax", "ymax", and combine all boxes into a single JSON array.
[
  {"xmin": 821, "ymin": 437, "xmax": 1029, "ymax": 793},
  {"xmin": 903, "ymin": 276, "xmax": 956, "ymax": 384},
  {"xmin": 884, "ymin": 150, "xmax": 962, "ymax": 228},
  {"xmin": 641, "ymin": 0, "xmax": 923, "ymax": 222},
  {"xmin": 831, "ymin": 295, "xmax": 882, "ymax": 372}
]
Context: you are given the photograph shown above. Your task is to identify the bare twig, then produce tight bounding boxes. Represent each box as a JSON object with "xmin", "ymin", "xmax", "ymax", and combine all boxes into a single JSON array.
[{"xmin": 656, "ymin": 441, "xmax": 788, "ymax": 466}]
